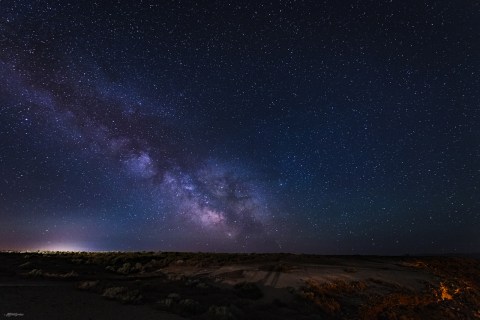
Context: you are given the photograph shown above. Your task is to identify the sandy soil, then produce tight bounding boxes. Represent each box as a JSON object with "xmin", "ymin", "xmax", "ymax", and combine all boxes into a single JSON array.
[{"xmin": 0, "ymin": 252, "xmax": 478, "ymax": 319}]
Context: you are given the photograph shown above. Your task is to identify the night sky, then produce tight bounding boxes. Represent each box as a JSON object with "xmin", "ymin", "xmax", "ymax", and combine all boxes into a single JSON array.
[{"xmin": 0, "ymin": 1, "xmax": 479, "ymax": 254}]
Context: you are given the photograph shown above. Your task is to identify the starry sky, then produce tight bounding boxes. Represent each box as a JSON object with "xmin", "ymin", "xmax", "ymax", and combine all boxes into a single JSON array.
[{"xmin": 0, "ymin": 1, "xmax": 479, "ymax": 254}]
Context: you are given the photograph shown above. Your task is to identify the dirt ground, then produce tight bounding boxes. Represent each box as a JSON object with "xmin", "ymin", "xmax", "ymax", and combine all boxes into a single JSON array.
[{"xmin": 0, "ymin": 251, "xmax": 478, "ymax": 319}]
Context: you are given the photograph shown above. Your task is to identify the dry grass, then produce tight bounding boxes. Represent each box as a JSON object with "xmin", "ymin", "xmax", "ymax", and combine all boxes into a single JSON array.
[
  {"xmin": 298, "ymin": 263, "xmax": 480, "ymax": 320},
  {"xmin": 298, "ymin": 279, "xmax": 367, "ymax": 316},
  {"xmin": 2, "ymin": 251, "xmax": 479, "ymax": 319},
  {"xmin": 102, "ymin": 286, "xmax": 142, "ymax": 304}
]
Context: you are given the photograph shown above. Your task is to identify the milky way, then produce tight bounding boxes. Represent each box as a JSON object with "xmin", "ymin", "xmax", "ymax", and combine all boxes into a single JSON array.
[
  {"xmin": 0, "ymin": 58, "xmax": 282, "ymax": 252},
  {"xmin": 0, "ymin": 1, "xmax": 479, "ymax": 253}
]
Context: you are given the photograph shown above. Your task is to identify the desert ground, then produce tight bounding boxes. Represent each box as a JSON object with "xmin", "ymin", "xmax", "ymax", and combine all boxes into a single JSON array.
[{"xmin": 0, "ymin": 251, "xmax": 478, "ymax": 319}]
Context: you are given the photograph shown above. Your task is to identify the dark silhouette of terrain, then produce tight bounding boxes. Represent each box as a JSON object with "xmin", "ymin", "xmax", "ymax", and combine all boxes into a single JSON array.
[{"xmin": 0, "ymin": 251, "xmax": 478, "ymax": 319}]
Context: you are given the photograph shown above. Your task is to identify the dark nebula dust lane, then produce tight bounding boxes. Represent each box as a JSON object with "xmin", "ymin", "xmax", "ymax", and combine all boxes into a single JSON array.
[{"xmin": 0, "ymin": 1, "xmax": 479, "ymax": 254}]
